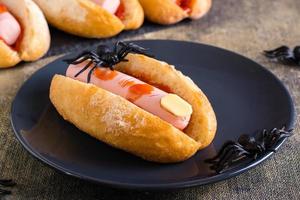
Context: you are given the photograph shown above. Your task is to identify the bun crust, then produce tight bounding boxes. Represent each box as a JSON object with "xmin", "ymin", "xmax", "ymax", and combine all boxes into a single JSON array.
[
  {"xmin": 0, "ymin": 41, "xmax": 21, "ymax": 67},
  {"xmin": 122, "ymin": 0, "xmax": 144, "ymax": 30},
  {"xmin": 33, "ymin": 0, "xmax": 144, "ymax": 38},
  {"xmin": 0, "ymin": 0, "xmax": 50, "ymax": 68},
  {"xmin": 138, "ymin": 0, "xmax": 211, "ymax": 25},
  {"xmin": 50, "ymin": 54, "xmax": 217, "ymax": 162},
  {"xmin": 189, "ymin": 0, "xmax": 212, "ymax": 19}
]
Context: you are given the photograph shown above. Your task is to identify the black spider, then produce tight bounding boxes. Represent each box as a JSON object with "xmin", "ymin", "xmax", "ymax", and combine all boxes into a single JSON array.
[
  {"xmin": 206, "ymin": 126, "xmax": 293, "ymax": 173},
  {"xmin": 64, "ymin": 41, "xmax": 153, "ymax": 82},
  {"xmin": 0, "ymin": 179, "xmax": 16, "ymax": 196},
  {"xmin": 264, "ymin": 46, "xmax": 300, "ymax": 66}
]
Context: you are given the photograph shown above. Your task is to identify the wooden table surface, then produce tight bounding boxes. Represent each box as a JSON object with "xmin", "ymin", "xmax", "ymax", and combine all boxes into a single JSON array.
[{"xmin": 0, "ymin": 0, "xmax": 299, "ymax": 199}]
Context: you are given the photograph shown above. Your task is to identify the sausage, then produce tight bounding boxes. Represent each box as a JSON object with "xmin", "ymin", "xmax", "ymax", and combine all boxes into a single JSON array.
[
  {"xmin": 91, "ymin": 0, "xmax": 120, "ymax": 14},
  {"xmin": 66, "ymin": 61, "xmax": 192, "ymax": 130},
  {"xmin": 0, "ymin": 5, "xmax": 21, "ymax": 46}
]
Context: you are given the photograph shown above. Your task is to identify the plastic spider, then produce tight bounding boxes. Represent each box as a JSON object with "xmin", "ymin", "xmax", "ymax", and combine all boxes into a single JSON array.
[
  {"xmin": 206, "ymin": 126, "xmax": 293, "ymax": 173},
  {"xmin": 0, "ymin": 179, "xmax": 16, "ymax": 196},
  {"xmin": 64, "ymin": 41, "xmax": 153, "ymax": 82},
  {"xmin": 264, "ymin": 46, "xmax": 300, "ymax": 66}
]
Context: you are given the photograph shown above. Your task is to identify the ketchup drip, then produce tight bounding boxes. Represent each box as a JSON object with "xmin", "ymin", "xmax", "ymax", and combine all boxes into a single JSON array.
[
  {"xmin": 94, "ymin": 68, "xmax": 118, "ymax": 80},
  {"xmin": 115, "ymin": 1, "xmax": 125, "ymax": 20},
  {"xmin": 94, "ymin": 67, "xmax": 154, "ymax": 102},
  {"xmin": 0, "ymin": 4, "xmax": 7, "ymax": 13},
  {"xmin": 176, "ymin": 0, "xmax": 191, "ymax": 13},
  {"xmin": 127, "ymin": 84, "xmax": 154, "ymax": 102}
]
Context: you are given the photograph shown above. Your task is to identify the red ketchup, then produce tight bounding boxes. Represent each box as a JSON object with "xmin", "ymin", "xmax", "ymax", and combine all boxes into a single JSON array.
[
  {"xmin": 175, "ymin": 0, "xmax": 192, "ymax": 13},
  {"xmin": 115, "ymin": 2, "xmax": 125, "ymax": 20}
]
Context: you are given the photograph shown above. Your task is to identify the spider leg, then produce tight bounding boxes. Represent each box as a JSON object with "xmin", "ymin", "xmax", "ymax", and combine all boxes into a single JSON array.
[
  {"xmin": 66, "ymin": 53, "xmax": 100, "ymax": 67},
  {"xmin": 216, "ymin": 145, "xmax": 251, "ymax": 173},
  {"xmin": 118, "ymin": 48, "xmax": 138, "ymax": 61},
  {"xmin": 213, "ymin": 148, "xmax": 241, "ymax": 172},
  {"xmin": 114, "ymin": 41, "xmax": 121, "ymax": 54},
  {"xmin": 264, "ymin": 46, "xmax": 298, "ymax": 65},
  {"xmin": 120, "ymin": 48, "xmax": 131, "ymax": 58},
  {"xmin": 0, "ymin": 188, "xmax": 11, "ymax": 195},
  {"xmin": 279, "ymin": 57, "xmax": 296, "ymax": 65},
  {"xmin": 87, "ymin": 67, "xmax": 96, "ymax": 83},
  {"xmin": 117, "ymin": 42, "xmax": 154, "ymax": 61},
  {"xmin": 87, "ymin": 65, "xmax": 98, "ymax": 83},
  {"xmin": 117, "ymin": 41, "xmax": 128, "ymax": 50},
  {"xmin": 89, "ymin": 51, "xmax": 100, "ymax": 58},
  {"xmin": 74, "ymin": 61, "xmax": 93, "ymax": 77},
  {"xmin": 206, "ymin": 141, "xmax": 238, "ymax": 163},
  {"xmin": 216, "ymin": 144, "xmax": 246, "ymax": 164},
  {"xmin": 94, "ymin": 60, "xmax": 104, "ymax": 69},
  {"xmin": 66, "ymin": 56, "xmax": 90, "ymax": 65},
  {"xmin": 117, "ymin": 45, "xmax": 128, "ymax": 60},
  {"xmin": 273, "ymin": 50, "xmax": 291, "ymax": 58},
  {"xmin": 115, "ymin": 41, "xmax": 130, "ymax": 59},
  {"xmin": 127, "ymin": 43, "xmax": 153, "ymax": 57},
  {"xmin": 264, "ymin": 46, "xmax": 290, "ymax": 58},
  {"xmin": 0, "ymin": 179, "xmax": 16, "ymax": 187},
  {"xmin": 208, "ymin": 141, "xmax": 251, "ymax": 172},
  {"xmin": 64, "ymin": 51, "xmax": 99, "ymax": 65},
  {"xmin": 270, "ymin": 133, "xmax": 290, "ymax": 147},
  {"xmin": 121, "ymin": 42, "xmax": 148, "ymax": 52},
  {"xmin": 63, "ymin": 51, "xmax": 94, "ymax": 64},
  {"xmin": 264, "ymin": 127, "xmax": 293, "ymax": 149}
]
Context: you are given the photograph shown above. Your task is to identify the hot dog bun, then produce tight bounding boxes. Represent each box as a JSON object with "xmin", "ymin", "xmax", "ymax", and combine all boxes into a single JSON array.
[
  {"xmin": 189, "ymin": 0, "xmax": 212, "ymax": 20},
  {"xmin": 138, "ymin": 0, "xmax": 212, "ymax": 25},
  {"xmin": 50, "ymin": 54, "xmax": 217, "ymax": 163},
  {"xmin": 0, "ymin": 0, "xmax": 50, "ymax": 68},
  {"xmin": 122, "ymin": 0, "xmax": 144, "ymax": 30},
  {"xmin": 33, "ymin": 0, "xmax": 144, "ymax": 38},
  {"xmin": 0, "ymin": 41, "xmax": 21, "ymax": 67}
]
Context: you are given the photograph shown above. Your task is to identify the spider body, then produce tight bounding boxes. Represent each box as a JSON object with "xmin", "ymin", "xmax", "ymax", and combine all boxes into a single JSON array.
[{"xmin": 64, "ymin": 41, "xmax": 153, "ymax": 82}]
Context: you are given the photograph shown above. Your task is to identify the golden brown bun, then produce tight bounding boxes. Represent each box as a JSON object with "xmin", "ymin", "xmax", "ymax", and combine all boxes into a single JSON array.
[
  {"xmin": 0, "ymin": 41, "xmax": 21, "ymax": 68},
  {"xmin": 33, "ymin": 0, "xmax": 144, "ymax": 38},
  {"xmin": 138, "ymin": 0, "xmax": 212, "ymax": 25},
  {"xmin": 0, "ymin": 0, "xmax": 50, "ymax": 68},
  {"xmin": 50, "ymin": 75, "xmax": 200, "ymax": 163},
  {"xmin": 50, "ymin": 54, "xmax": 217, "ymax": 162},
  {"xmin": 122, "ymin": 0, "xmax": 144, "ymax": 30},
  {"xmin": 189, "ymin": 0, "xmax": 212, "ymax": 20}
]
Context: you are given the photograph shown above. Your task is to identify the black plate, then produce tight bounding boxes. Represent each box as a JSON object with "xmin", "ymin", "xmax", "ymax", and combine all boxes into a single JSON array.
[{"xmin": 11, "ymin": 40, "xmax": 295, "ymax": 190}]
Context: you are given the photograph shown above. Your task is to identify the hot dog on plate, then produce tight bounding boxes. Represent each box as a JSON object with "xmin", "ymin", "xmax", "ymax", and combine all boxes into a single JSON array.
[
  {"xmin": 49, "ymin": 43, "xmax": 217, "ymax": 163},
  {"xmin": 139, "ymin": 0, "xmax": 212, "ymax": 25},
  {"xmin": 33, "ymin": 0, "xmax": 144, "ymax": 38},
  {"xmin": 0, "ymin": 0, "xmax": 50, "ymax": 68}
]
